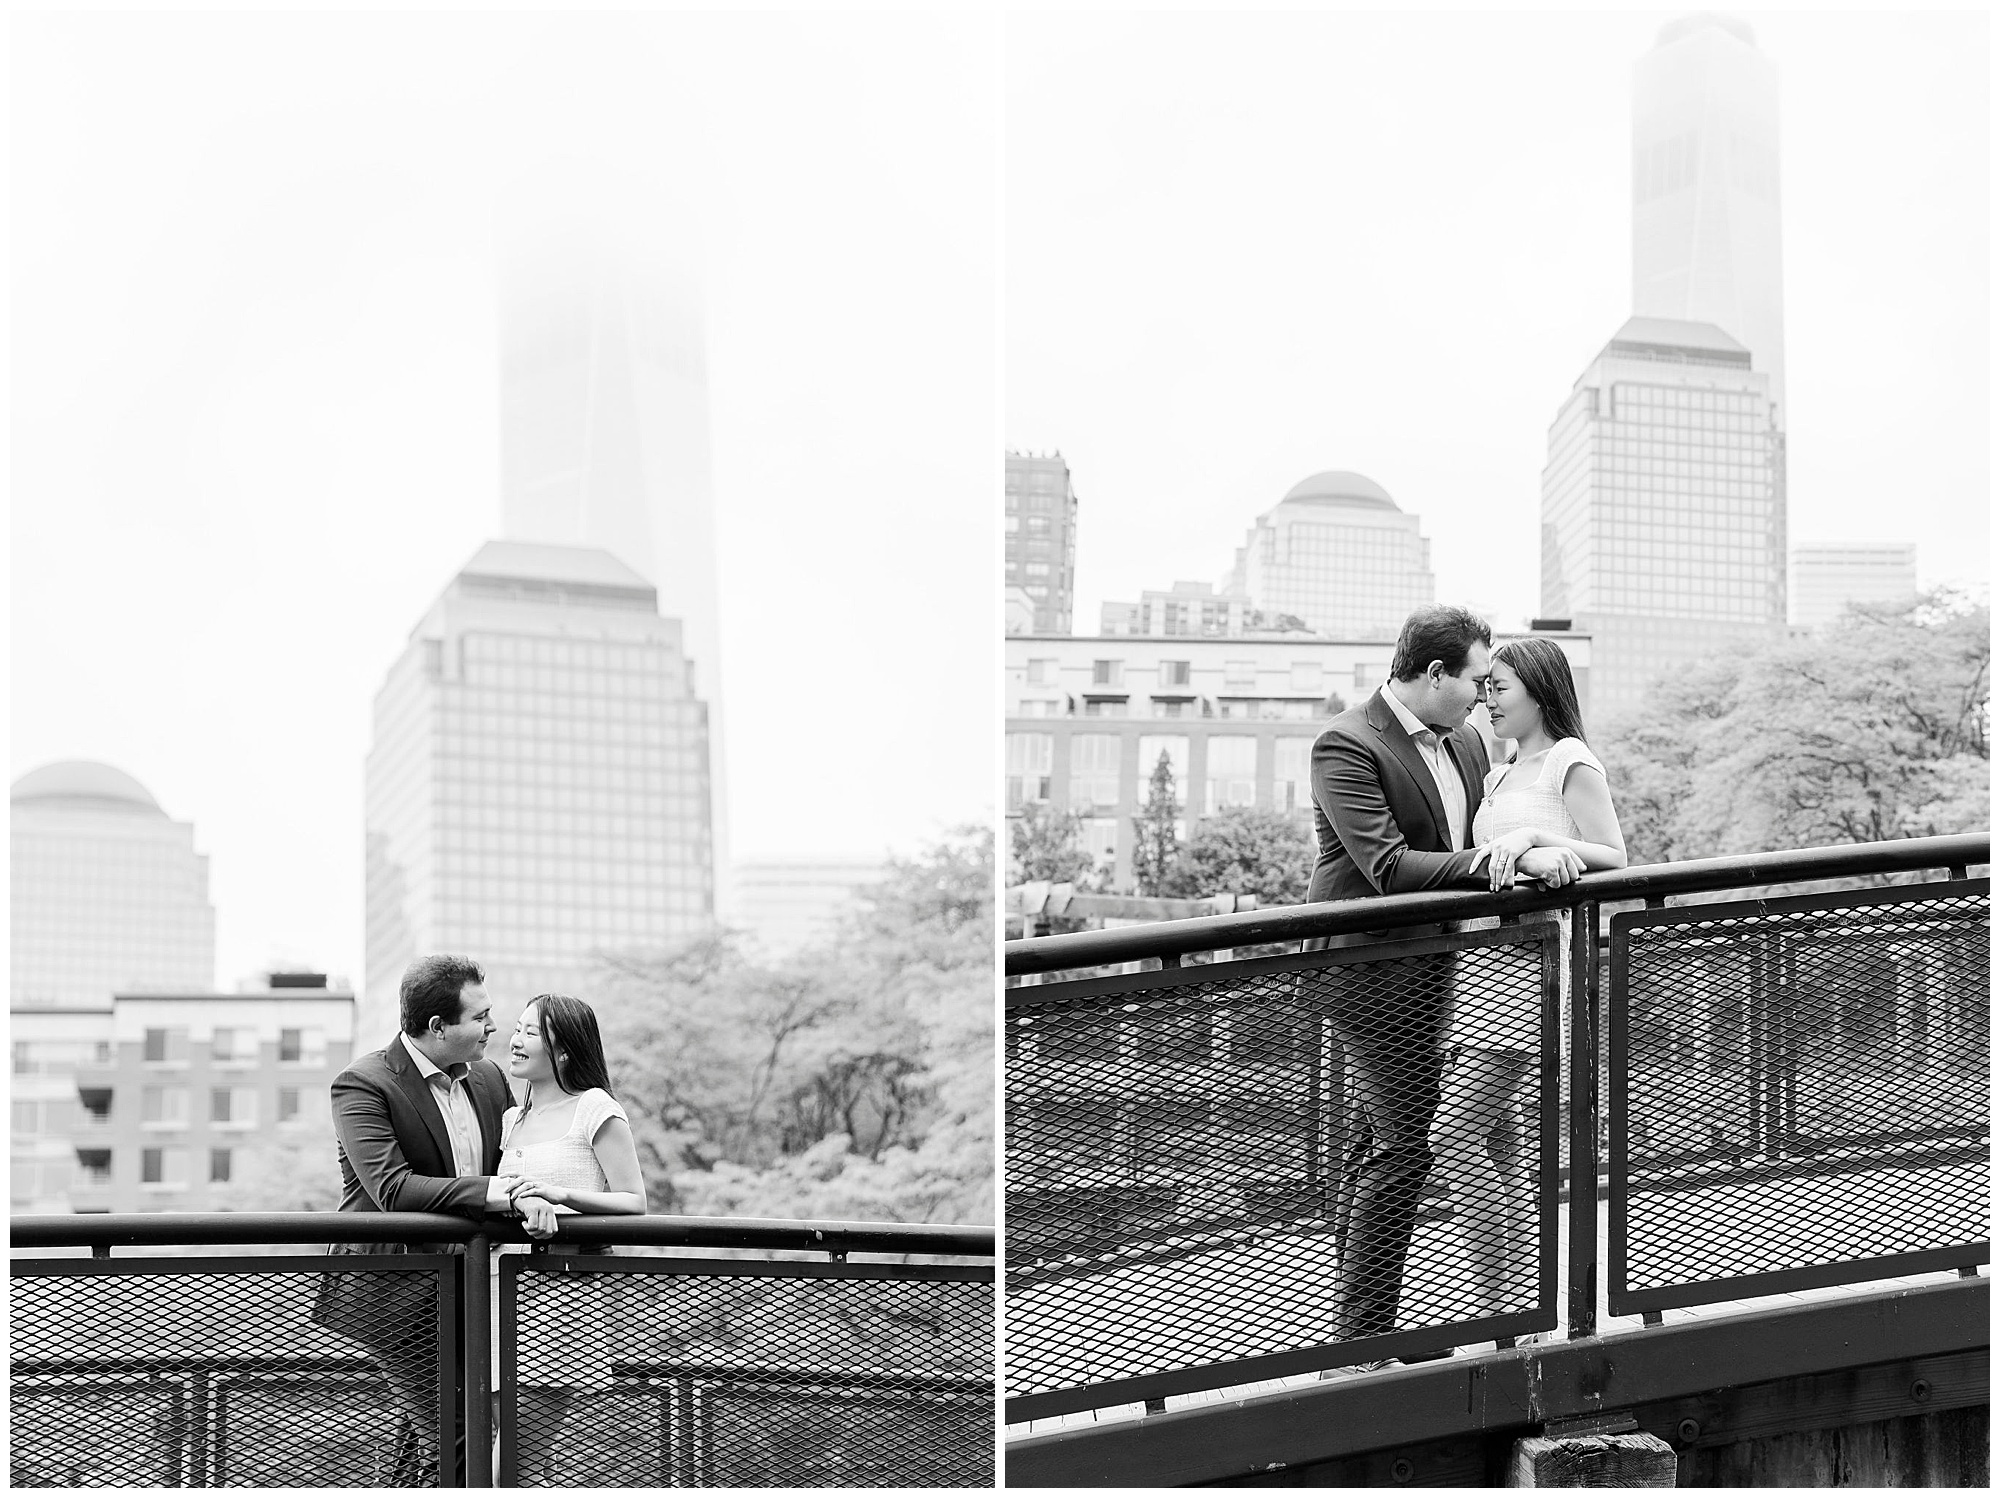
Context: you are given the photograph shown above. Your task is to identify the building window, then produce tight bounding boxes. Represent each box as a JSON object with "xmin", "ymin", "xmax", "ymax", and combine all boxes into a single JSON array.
[
  {"xmin": 211, "ymin": 1088, "xmax": 233, "ymax": 1124},
  {"xmin": 143, "ymin": 1029, "xmax": 169, "ymax": 1063},
  {"xmin": 11, "ymin": 1100, "xmax": 41, "ymax": 1134},
  {"xmin": 141, "ymin": 1086, "xmax": 188, "ymax": 1127},
  {"xmin": 1068, "ymin": 735, "xmax": 1122, "ymax": 811},
  {"xmin": 1006, "ymin": 733, "xmax": 1054, "ymax": 811},
  {"xmin": 1159, "ymin": 661, "xmax": 1191, "ymax": 687},
  {"xmin": 1224, "ymin": 660, "xmax": 1257, "ymax": 688},
  {"xmin": 1091, "ymin": 660, "xmax": 1123, "ymax": 687},
  {"xmin": 1275, "ymin": 738, "xmax": 1314, "ymax": 812},
  {"xmin": 278, "ymin": 1088, "xmax": 301, "ymax": 1123},
  {"xmin": 1026, "ymin": 658, "xmax": 1057, "ymax": 685},
  {"xmin": 75, "ymin": 1148, "xmax": 111, "ymax": 1185},
  {"xmin": 141, "ymin": 1148, "xmax": 165, "ymax": 1185},
  {"xmin": 1290, "ymin": 662, "xmax": 1321, "ymax": 691},
  {"xmin": 210, "ymin": 1148, "xmax": 232, "ymax": 1184},
  {"xmin": 1152, "ymin": 700, "xmax": 1188, "ymax": 719},
  {"xmin": 1206, "ymin": 736, "xmax": 1259, "ymax": 813},
  {"xmin": 279, "ymin": 1029, "xmax": 303, "ymax": 1063}
]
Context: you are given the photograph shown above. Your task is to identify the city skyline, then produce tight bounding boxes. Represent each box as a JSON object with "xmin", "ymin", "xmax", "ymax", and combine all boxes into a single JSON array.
[
  {"xmin": 1007, "ymin": 11, "xmax": 1986, "ymax": 635},
  {"xmin": 11, "ymin": 12, "xmax": 997, "ymax": 989}
]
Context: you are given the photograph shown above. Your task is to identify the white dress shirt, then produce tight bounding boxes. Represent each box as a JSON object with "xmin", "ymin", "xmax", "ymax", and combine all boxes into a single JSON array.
[
  {"xmin": 1381, "ymin": 680, "xmax": 1469, "ymax": 853},
  {"xmin": 408, "ymin": 1041, "xmax": 482, "ymax": 1179}
]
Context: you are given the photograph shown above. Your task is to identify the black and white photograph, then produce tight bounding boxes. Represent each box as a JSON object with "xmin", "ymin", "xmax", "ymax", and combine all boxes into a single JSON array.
[
  {"xmin": 9, "ymin": 4, "xmax": 1995, "ymax": 1493},
  {"xmin": 11, "ymin": 9, "xmax": 995, "ymax": 1488},
  {"xmin": 1001, "ymin": 8, "xmax": 1990, "ymax": 1487}
]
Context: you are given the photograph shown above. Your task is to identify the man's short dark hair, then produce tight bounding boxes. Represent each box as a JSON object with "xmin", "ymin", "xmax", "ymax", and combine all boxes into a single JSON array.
[
  {"xmin": 400, "ymin": 955, "xmax": 485, "ymax": 1036},
  {"xmin": 1390, "ymin": 605, "xmax": 1494, "ymax": 681}
]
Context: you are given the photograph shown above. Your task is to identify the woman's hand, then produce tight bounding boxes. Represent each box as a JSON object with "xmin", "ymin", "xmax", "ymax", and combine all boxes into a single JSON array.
[
  {"xmin": 516, "ymin": 1194, "xmax": 560, "ymax": 1240},
  {"xmin": 1479, "ymin": 828, "xmax": 1542, "ymax": 891},
  {"xmin": 503, "ymin": 1174, "xmax": 570, "ymax": 1208}
]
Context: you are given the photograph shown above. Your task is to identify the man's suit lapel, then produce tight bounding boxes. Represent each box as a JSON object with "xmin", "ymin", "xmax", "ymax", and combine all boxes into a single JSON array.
[
  {"xmin": 388, "ymin": 1034, "xmax": 457, "ymax": 1173},
  {"xmin": 1367, "ymin": 689, "xmax": 1451, "ymax": 849}
]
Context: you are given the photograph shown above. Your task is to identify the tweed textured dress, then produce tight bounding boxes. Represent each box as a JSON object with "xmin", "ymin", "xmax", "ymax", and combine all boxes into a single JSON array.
[
  {"xmin": 1453, "ymin": 737, "xmax": 1606, "ymax": 1050},
  {"xmin": 491, "ymin": 1088, "xmax": 630, "ymax": 1384}
]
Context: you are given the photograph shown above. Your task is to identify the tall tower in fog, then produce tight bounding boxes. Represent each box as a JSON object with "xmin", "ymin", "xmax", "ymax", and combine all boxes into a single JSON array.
[
  {"xmin": 1632, "ymin": 14, "xmax": 1786, "ymax": 429},
  {"xmin": 498, "ymin": 178, "xmax": 730, "ymax": 909}
]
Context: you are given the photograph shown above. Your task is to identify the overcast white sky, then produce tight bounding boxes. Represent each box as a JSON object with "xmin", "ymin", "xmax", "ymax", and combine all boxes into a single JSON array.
[
  {"xmin": 1006, "ymin": 9, "xmax": 1990, "ymax": 631},
  {"xmin": 12, "ymin": 11, "xmax": 997, "ymax": 988}
]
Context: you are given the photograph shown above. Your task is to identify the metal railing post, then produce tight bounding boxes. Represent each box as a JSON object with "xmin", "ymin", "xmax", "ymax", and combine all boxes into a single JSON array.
[
  {"xmin": 1566, "ymin": 899, "xmax": 1599, "ymax": 1339},
  {"xmin": 465, "ymin": 1231, "xmax": 492, "ymax": 1488}
]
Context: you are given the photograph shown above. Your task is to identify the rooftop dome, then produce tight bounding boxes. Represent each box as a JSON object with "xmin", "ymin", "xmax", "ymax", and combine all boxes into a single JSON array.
[
  {"xmin": 1280, "ymin": 471, "xmax": 1398, "ymax": 511},
  {"xmin": 11, "ymin": 760, "xmax": 164, "ymax": 814}
]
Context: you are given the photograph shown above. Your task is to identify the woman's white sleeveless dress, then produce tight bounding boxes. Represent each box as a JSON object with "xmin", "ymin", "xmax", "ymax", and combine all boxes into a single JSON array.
[
  {"xmin": 490, "ymin": 1087, "xmax": 630, "ymax": 1384},
  {"xmin": 1454, "ymin": 737, "xmax": 1606, "ymax": 1051},
  {"xmin": 498, "ymin": 1088, "xmax": 628, "ymax": 1202}
]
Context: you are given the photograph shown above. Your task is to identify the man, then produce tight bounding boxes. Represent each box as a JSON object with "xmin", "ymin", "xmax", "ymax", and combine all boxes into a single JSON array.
[
  {"xmin": 1306, "ymin": 606, "xmax": 1576, "ymax": 1355},
  {"xmin": 313, "ymin": 954, "xmax": 553, "ymax": 1484}
]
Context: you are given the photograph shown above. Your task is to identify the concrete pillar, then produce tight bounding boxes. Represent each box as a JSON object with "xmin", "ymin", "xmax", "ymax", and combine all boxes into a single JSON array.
[{"xmin": 1509, "ymin": 1432, "xmax": 1677, "ymax": 1487}]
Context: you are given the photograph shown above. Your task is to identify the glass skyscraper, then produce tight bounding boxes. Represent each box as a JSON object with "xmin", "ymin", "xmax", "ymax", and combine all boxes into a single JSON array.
[
  {"xmin": 11, "ymin": 761, "xmax": 216, "ymax": 1009},
  {"xmin": 1230, "ymin": 472, "xmax": 1435, "ymax": 639},
  {"xmin": 1633, "ymin": 13, "xmax": 1785, "ymax": 430},
  {"xmin": 1541, "ymin": 317, "xmax": 1784, "ymax": 723},
  {"xmin": 1005, "ymin": 452, "xmax": 1080, "ymax": 634},
  {"xmin": 362, "ymin": 541, "xmax": 713, "ymax": 1041}
]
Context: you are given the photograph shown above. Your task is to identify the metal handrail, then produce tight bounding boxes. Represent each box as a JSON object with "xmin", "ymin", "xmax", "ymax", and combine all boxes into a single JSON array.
[
  {"xmin": 10, "ymin": 1211, "xmax": 996, "ymax": 1258},
  {"xmin": 1005, "ymin": 832, "xmax": 1988, "ymax": 977}
]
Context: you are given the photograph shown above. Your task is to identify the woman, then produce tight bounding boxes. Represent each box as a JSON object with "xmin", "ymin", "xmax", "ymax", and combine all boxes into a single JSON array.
[
  {"xmin": 496, "ymin": 993, "xmax": 647, "ymax": 1484},
  {"xmin": 1435, "ymin": 637, "xmax": 1625, "ymax": 1341}
]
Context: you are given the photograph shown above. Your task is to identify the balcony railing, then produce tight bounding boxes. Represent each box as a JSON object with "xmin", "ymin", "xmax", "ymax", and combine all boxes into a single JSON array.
[
  {"xmin": 1002, "ymin": 832, "xmax": 1989, "ymax": 1423},
  {"xmin": 10, "ymin": 1211, "xmax": 995, "ymax": 1488}
]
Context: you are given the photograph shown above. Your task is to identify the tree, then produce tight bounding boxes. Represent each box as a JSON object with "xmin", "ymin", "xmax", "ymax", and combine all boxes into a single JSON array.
[
  {"xmin": 593, "ymin": 826, "xmax": 994, "ymax": 1225},
  {"xmin": 1599, "ymin": 590, "xmax": 1990, "ymax": 864},
  {"xmin": 1157, "ymin": 805, "xmax": 1315, "ymax": 904},
  {"xmin": 1129, "ymin": 750, "xmax": 1184, "ymax": 895},
  {"xmin": 1009, "ymin": 801, "xmax": 1101, "ymax": 888}
]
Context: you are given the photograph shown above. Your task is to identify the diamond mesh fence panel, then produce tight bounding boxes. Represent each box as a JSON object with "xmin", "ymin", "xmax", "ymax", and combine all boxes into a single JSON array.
[
  {"xmin": 1005, "ymin": 924, "xmax": 1560, "ymax": 1414},
  {"xmin": 1611, "ymin": 881, "xmax": 1990, "ymax": 1307},
  {"xmin": 501, "ymin": 1255, "xmax": 994, "ymax": 1487},
  {"xmin": 10, "ymin": 1257, "xmax": 452, "ymax": 1488}
]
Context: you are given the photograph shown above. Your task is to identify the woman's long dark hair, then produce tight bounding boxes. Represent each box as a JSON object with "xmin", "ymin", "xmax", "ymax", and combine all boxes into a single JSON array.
[
  {"xmin": 523, "ymin": 992, "xmax": 614, "ymax": 1105},
  {"xmin": 1493, "ymin": 637, "xmax": 1587, "ymax": 746}
]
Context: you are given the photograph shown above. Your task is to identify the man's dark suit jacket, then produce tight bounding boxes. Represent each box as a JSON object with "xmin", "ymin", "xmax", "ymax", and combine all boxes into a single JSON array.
[
  {"xmin": 327, "ymin": 1032, "xmax": 512, "ymax": 1248},
  {"xmin": 1306, "ymin": 686, "xmax": 1492, "ymax": 907}
]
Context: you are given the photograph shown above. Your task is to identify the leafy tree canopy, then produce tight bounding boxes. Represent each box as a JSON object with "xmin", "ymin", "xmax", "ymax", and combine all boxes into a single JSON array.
[
  {"xmin": 1598, "ymin": 589, "xmax": 1989, "ymax": 863},
  {"xmin": 1009, "ymin": 801, "xmax": 1102, "ymax": 888},
  {"xmin": 1157, "ymin": 805, "xmax": 1314, "ymax": 905},
  {"xmin": 594, "ymin": 826, "xmax": 993, "ymax": 1224}
]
